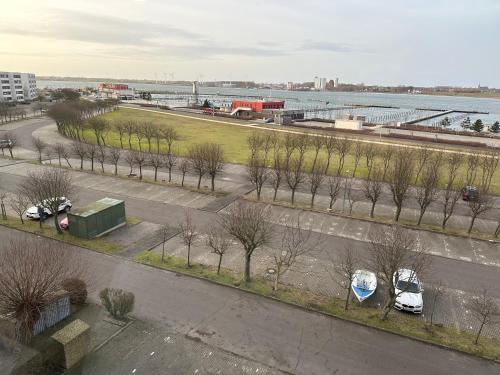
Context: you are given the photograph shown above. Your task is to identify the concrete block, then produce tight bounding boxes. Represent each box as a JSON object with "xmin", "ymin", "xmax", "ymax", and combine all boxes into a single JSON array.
[{"xmin": 51, "ymin": 319, "xmax": 90, "ymax": 369}]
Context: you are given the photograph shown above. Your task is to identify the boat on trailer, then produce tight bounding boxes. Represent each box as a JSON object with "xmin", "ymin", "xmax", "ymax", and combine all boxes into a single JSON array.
[{"xmin": 351, "ymin": 270, "xmax": 377, "ymax": 302}]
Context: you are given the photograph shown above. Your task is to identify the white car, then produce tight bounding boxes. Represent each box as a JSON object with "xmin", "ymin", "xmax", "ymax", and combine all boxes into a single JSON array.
[
  {"xmin": 26, "ymin": 197, "xmax": 72, "ymax": 219},
  {"xmin": 393, "ymin": 269, "xmax": 423, "ymax": 314}
]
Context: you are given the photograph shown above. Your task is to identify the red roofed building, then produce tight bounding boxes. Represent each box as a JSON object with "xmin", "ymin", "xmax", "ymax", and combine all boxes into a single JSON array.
[{"xmin": 231, "ymin": 100, "xmax": 285, "ymax": 113}]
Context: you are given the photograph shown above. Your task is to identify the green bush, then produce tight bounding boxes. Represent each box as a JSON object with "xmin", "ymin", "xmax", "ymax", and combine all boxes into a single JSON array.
[
  {"xmin": 99, "ymin": 288, "xmax": 135, "ymax": 319},
  {"xmin": 61, "ymin": 278, "xmax": 88, "ymax": 305}
]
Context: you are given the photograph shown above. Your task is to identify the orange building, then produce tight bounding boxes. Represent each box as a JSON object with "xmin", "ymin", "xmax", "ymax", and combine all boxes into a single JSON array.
[{"xmin": 231, "ymin": 100, "xmax": 285, "ymax": 112}]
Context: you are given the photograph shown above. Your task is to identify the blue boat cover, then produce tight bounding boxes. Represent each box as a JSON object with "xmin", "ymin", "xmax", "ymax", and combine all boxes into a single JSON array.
[{"xmin": 353, "ymin": 286, "xmax": 374, "ymax": 300}]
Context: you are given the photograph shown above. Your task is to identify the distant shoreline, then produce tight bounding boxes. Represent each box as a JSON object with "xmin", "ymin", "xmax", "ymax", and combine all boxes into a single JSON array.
[{"xmin": 37, "ymin": 77, "xmax": 500, "ymax": 100}]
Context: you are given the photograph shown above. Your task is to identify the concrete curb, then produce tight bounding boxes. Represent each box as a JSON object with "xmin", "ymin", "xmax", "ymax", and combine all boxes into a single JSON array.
[{"xmin": 92, "ymin": 319, "xmax": 135, "ymax": 352}]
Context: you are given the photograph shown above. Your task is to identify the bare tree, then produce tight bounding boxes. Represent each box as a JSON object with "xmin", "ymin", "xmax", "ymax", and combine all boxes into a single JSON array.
[
  {"xmin": 132, "ymin": 151, "xmax": 147, "ymax": 180},
  {"xmin": 285, "ymin": 156, "xmax": 306, "ymax": 205},
  {"xmin": 270, "ymin": 149, "xmax": 284, "ymax": 201},
  {"xmin": 96, "ymin": 146, "xmax": 107, "ymax": 173},
  {"xmin": 467, "ymin": 190, "xmax": 493, "ymax": 233},
  {"xmin": 141, "ymin": 122, "xmax": 156, "ymax": 153},
  {"xmin": 2, "ymin": 131, "xmax": 16, "ymax": 158},
  {"xmin": 467, "ymin": 289, "xmax": 500, "ymax": 345},
  {"xmin": 309, "ymin": 159, "xmax": 326, "ymax": 207},
  {"xmin": 415, "ymin": 161, "xmax": 441, "ymax": 225},
  {"xmin": 310, "ymin": 136, "xmax": 324, "ymax": 172},
  {"xmin": 414, "ymin": 147, "xmax": 433, "ymax": 184},
  {"xmin": 345, "ymin": 179, "xmax": 362, "ymax": 215},
  {"xmin": 220, "ymin": 201, "xmax": 272, "ymax": 283},
  {"xmin": 9, "ymin": 191, "xmax": 30, "ymax": 224},
  {"xmin": 179, "ymin": 211, "xmax": 198, "ymax": 267},
  {"xmin": 388, "ymin": 149, "xmax": 414, "ymax": 221},
  {"xmin": 323, "ymin": 136, "xmax": 336, "ymax": 174},
  {"xmin": 272, "ymin": 214, "xmax": 317, "ymax": 291},
  {"xmin": 380, "ymin": 146, "xmax": 395, "ymax": 181},
  {"xmin": 124, "ymin": 120, "xmax": 136, "ymax": 150},
  {"xmin": 160, "ymin": 126, "xmax": 178, "ymax": 155},
  {"xmin": 178, "ymin": 159, "xmax": 189, "ymax": 187},
  {"xmin": 427, "ymin": 281, "xmax": 445, "ymax": 327},
  {"xmin": 247, "ymin": 154, "xmax": 269, "ymax": 200},
  {"xmin": 479, "ymin": 151, "xmax": 499, "ymax": 193},
  {"xmin": 206, "ymin": 226, "xmax": 232, "ymax": 274},
  {"xmin": 109, "ymin": 148, "xmax": 121, "ymax": 175},
  {"xmin": 465, "ymin": 151, "xmax": 480, "ymax": 186},
  {"xmin": 327, "ymin": 175, "xmax": 342, "ymax": 210},
  {"xmin": 134, "ymin": 123, "xmax": 144, "ymax": 152},
  {"xmin": 334, "ymin": 247, "xmax": 359, "ymax": 310},
  {"xmin": 363, "ymin": 143, "xmax": 377, "ymax": 178},
  {"xmin": 85, "ymin": 143, "xmax": 97, "ymax": 171},
  {"xmin": 369, "ymin": 225, "xmax": 430, "ymax": 320},
  {"xmin": 114, "ymin": 122, "xmax": 126, "ymax": 149},
  {"xmin": 149, "ymin": 153, "xmax": 163, "ymax": 181},
  {"xmin": 441, "ymin": 153, "xmax": 463, "ymax": 229},
  {"xmin": 0, "ymin": 237, "xmax": 84, "ymax": 344},
  {"xmin": 32, "ymin": 136, "xmax": 47, "ymax": 163},
  {"xmin": 21, "ymin": 169, "xmax": 75, "ymax": 234},
  {"xmin": 72, "ymin": 141, "xmax": 87, "ymax": 170},
  {"xmin": 53, "ymin": 143, "xmax": 68, "ymax": 167},
  {"xmin": 188, "ymin": 144, "xmax": 207, "ymax": 189},
  {"xmin": 87, "ymin": 117, "xmax": 107, "ymax": 146},
  {"xmin": 124, "ymin": 151, "xmax": 135, "ymax": 176},
  {"xmin": 362, "ymin": 167, "xmax": 383, "ymax": 218},
  {"xmin": 351, "ymin": 140, "xmax": 363, "ymax": 177},
  {"xmin": 165, "ymin": 152, "xmax": 177, "ymax": 182},
  {"xmin": 335, "ymin": 137, "xmax": 352, "ymax": 176},
  {"xmin": 204, "ymin": 143, "xmax": 225, "ymax": 191},
  {"xmin": 0, "ymin": 192, "xmax": 6, "ymax": 220}
]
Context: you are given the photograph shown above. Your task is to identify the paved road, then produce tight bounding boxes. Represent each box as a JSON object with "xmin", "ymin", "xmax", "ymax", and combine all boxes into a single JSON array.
[
  {"xmin": 0, "ymin": 226, "xmax": 498, "ymax": 375},
  {"xmin": 1, "ymin": 168, "xmax": 499, "ymax": 299}
]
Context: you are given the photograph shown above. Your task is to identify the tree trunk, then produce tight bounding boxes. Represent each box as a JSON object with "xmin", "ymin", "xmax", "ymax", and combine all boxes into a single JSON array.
[
  {"xmin": 244, "ymin": 253, "xmax": 251, "ymax": 283},
  {"xmin": 91, "ymin": 159, "xmax": 94, "ymax": 171},
  {"xmin": 256, "ymin": 186, "xmax": 261, "ymax": 200},
  {"xmin": 211, "ymin": 175, "xmax": 215, "ymax": 191},
  {"xmin": 197, "ymin": 174, "xmax": 202, "ymax": 189},
  {"xmin": 274, "ymin": 267, "xmax": 281, "ymax": 291},
  {"xmin": 187, "ymin": 244, "xmax": 191, "ymax": 267},
  {"xmin": 217, "ymin": 255, "xmax": 222, "ymax": 274},
  {"xmin": 154, "ymin": 168, "xmax": 158, "ymax": 181},
  {"xmin": 273, "ymin": 187, "xmax": 278, "ymax": 201},
  {"xmin": 291, "ymin": 189, "xmax": 296, "ymax": 205},
  {"xmin": 54, "ymin": 213, "xmax": 62, "ymax": 234},
  {"xmin": 311, "ymin": 193, "xmax": 316, "ymax": 208},
  {"xmin": 370, "ymin": 201, "xmax": 376, "ymax": 218},
  {"xmin": 394, "ymin": 205, "xmax": 402, "ymax": 222},
  {"xmin": 381, "ymin": 298, "xmax": 393, "ymax": 320},
  {"xmin": 345, "ymin": 287, "xmax": 351, "ymax": 310},
  {"xmin": 468, "ymin": 216, "xmax": 477, "ymax": 234},
  {"xmin": 495, "ymin": 222, "xmax": 500, "ymax": 238},
  {"xmin": 162, "ymin": 241, "xmax": 165, "ymax": 263},
  {"xmin": 181, "ymin": 173, "xmax": 185, "ymax": 187},
  {"xmin": 417, "ymin": 209, "xmax": 425, "ymax": 226},
  {"xmin": 329, "ymin": 198, "xmax": 335, "ymax": 210},
  {"xmin": 475, "ymin": 320, "xmax": 485, "ymax": 345},
  {"xmin": 115, "ymin": 164, "xmax": 118, "ymax": 175},
  {"xmin": 80, "ymin": 158, "xmax": 84, "ymax": 170},
  {"xmin": 168, "ymin": 168, "xmax": 172, "ymax": 182},
  {"xmin": 139, "ymin": 165, "xmax": 143, "ymax": 180}
]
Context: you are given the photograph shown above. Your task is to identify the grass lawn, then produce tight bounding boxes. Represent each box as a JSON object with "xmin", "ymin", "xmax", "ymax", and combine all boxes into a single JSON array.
[
  {"xmin": 88, "ymin": 107, "xmax": 500, "ymax": 193},
  {"xmin": 135, "ymin": 250, "xmax": 500, "ymax": 361},
  {"xmin": 0, "ymin": 216, "xmax": 124, "ymax": 254}
]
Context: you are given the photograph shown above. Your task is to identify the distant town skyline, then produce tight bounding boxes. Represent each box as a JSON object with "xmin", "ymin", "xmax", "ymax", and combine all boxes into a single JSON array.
[{"xmin": 1, "ymin": 0, "xmax": 499, "ymax": 87}]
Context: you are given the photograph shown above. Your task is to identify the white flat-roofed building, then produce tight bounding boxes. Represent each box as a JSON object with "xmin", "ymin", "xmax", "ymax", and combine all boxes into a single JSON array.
[{"xmin": 0, "ymin": 71, "xmax": 37, "ymax": 102}]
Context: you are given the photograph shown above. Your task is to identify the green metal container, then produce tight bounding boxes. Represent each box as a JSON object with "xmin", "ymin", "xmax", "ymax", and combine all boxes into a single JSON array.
[{"xmin": 67, "ymin": 198, "xmax": 126, "ymax": 239}]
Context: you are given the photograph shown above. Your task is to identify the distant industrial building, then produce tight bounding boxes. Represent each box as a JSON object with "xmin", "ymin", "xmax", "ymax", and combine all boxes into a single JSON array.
[
  {"xmin": 231, "ymin": 99, "xmax": 285, "ymax": 113},
  {"xmin": 97, "ymin": 83, "xmax": 135, "ymax": 100},
  {"xmin": 0, "ymin": 71, "xmax": 37, "ymax": 102},
  {"xmin": 286, "ymin": 82, "xmax": 294, "ymax": 90},
  {"xmin": 314, "ymin": 76, "xmax": 327, "ymax": 91},
  {"xmin": 334, "ymin": 78, "xmax": 339, "ymax": 88}
]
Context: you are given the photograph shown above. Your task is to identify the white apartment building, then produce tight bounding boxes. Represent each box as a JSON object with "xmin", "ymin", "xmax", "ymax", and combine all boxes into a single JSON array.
[
  {"xmin": 314, "ymin": 76, "xmax": 327, "ymax": 91},
  {"xmin": 0, "ymin": 71, "xmax": 37, "ymax": 102}
]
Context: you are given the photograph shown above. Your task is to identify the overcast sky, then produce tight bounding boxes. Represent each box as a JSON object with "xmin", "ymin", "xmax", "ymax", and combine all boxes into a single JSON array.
[{"xmin": 1, "ymin": 0, "xmax": 499, "ymax": 86}]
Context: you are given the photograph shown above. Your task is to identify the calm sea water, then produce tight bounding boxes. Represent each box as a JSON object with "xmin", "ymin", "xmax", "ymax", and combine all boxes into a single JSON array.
[{"xmin": 38, "ymin": 80, "xmax": 500, "ymax": 127}]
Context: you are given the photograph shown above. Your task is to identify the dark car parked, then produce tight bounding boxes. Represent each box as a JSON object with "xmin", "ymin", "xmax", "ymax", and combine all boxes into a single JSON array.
[{"xmin": 461, "ymin": 186, "xmax": 478, "ymax": 201}]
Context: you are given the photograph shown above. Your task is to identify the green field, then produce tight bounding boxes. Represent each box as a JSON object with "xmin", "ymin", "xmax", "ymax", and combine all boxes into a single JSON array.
[{"xmin": 87, "ymin": 107, "xmax": 500, "ymax": 193}]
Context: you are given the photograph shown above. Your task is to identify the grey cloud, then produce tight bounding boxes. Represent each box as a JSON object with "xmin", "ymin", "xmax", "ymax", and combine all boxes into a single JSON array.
[{"xmin": 300, "ymin": 40, "xmax": 366, "ymax": 53}]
